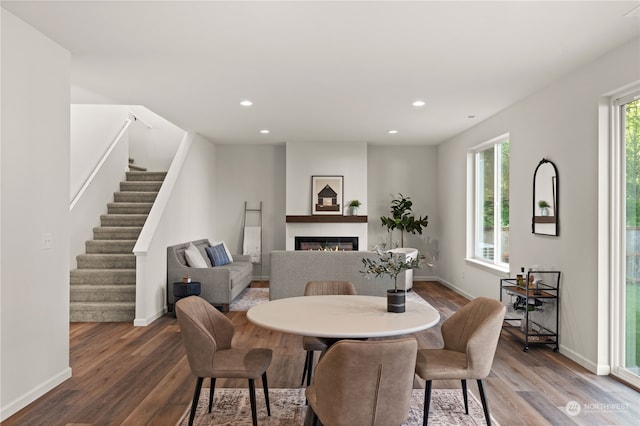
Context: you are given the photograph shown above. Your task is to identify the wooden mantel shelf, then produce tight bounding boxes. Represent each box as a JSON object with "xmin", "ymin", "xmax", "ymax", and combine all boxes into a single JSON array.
[{"xmin": 286, "ymin": 215, "xmax": 368, "ymax": 223}]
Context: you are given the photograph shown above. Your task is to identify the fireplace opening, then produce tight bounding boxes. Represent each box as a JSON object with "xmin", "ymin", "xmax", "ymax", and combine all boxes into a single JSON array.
[{"xmin": 295, "ymin": 236, "xmax": 359, "ymax": 251}]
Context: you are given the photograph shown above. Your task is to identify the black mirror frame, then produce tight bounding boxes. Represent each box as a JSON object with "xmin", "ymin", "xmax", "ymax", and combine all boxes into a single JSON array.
[{"xmin": 532, "ymin": 158, "xmax": 559, "ymax": 236}]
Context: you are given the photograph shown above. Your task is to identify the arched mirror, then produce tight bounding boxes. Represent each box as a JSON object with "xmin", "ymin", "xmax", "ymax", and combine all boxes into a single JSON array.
[{"xmin": 532, "ymin": 158, "xmax": 558, "ymax": 236}]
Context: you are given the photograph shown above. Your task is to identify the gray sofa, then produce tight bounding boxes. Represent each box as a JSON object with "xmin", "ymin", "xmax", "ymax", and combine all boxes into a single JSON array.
[
  {"xmin": 167, "ymin": 239, "xmax": 253, "ymax": 312},
  {"xmin": 269, "ymin": 250, "xmax": 396, "ymax": 300}
]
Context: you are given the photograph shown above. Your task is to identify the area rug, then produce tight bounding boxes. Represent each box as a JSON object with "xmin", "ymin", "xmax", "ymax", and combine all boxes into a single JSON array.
[
  {"xmin": 176, "ymin": 387, "xmax": 498, "ymax": 425},
  {"xmin": 230, "ymin": 287, "xmax": 429, "ymax": 311},
  {"xmin": 230, "ymin": 287, "xmax": 270, "ymax": 311}
]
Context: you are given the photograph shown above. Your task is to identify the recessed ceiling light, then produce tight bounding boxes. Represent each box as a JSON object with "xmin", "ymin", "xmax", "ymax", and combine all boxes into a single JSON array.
[
  {"xmin": 388, "ymin": 129, "xmax": 399, "ymax": 134},
  {"xmin": 412, "ymin": 100, "xmax": 426, "ymax": 107},
  {"xmin": 240, "ymin": 100, "xmax": 253, "ymax": 107},
  {"xmin": 467, "ymin": 115, "xmax": 476, "ymax": 119},
  {"xmin": 260, "ymin": 129, "xmax": 270, "ymax": 134}
]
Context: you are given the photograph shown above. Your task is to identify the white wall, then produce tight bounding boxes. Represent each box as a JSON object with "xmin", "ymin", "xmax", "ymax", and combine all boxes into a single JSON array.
[
  {"xmin": 134, "ymin": 132, "xmax": 217, "ymax": 325},
  {"xmin": 213, "ymin": 144, "xmax": 286, "ymax": 279},
  {"xmin": 0, "ymin": 10, "xmax": 71, "ymax": 420},
  {"xmin": 128, "ymin": 105, "xmax": 183, "ymax": 172},
  {"xmin": 70, "ymin": 104, "xmax": 130, "ymax": 200},
  {"xmin": 210, "ymin": 143, "xmax": 440, "ymax": 278},
  {"xmin": 437, "ymin": 37, "xmax": 640, "ymax": 373},
  {"xmin": 367, "ymin": 145, "xmax": 440, "ymax": 279},
  {"xmin": 285, "ymin": 142, "xmax": 368, "ymax": 250},
  {"xmin": 286, "ymin": 142, "xmax": 368, "ymax": 215}
]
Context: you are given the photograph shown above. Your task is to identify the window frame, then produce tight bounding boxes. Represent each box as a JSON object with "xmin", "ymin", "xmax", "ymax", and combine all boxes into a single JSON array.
[
  {"xmin": 466, "ymin": 133, "xmax": 510, "ymax": 273},
  {"xmin": 610, "ymin": 89, "xmax": 640, "ymax": 388}
]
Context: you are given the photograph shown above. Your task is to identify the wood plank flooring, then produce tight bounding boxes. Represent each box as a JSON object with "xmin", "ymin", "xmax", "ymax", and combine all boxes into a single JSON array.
[{"xmin": 3, "ymin": 281, "xmax": 639, "ymax": 425}]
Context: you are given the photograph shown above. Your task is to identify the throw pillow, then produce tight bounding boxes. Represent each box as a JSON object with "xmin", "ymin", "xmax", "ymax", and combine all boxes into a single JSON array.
[
  {"xmin": 211, "ymin": 241, "xmax": 233, "ymax": 262},
  {"xmin": 206, "ymin": 243, "xmax": 231, "ymax": 266},
  {"xmin": 184, "ymin": 243, "xmax": 208, "ymax": 268}
]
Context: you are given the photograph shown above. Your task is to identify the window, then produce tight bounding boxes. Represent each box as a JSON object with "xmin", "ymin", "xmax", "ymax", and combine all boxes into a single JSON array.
[
  {"xmin": 611, "ymin": 90, "xmax": 640, "ymax": 388},
  {"xmin": 468, "ymin": 135, "xmax": 510, "ymax": 269}
]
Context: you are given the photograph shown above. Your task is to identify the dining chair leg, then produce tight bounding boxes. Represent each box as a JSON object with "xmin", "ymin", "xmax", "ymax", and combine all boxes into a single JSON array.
[
  {"xmin": 208, "ymin": 377, "xmax": 216, "ymax": 413},
  {"xmin": 461, "ymin": 379, "xmax": 469, "ymax": 414},
  {"xmin": 248, "ymin": 378, "xmax": 258, "ymax": 426},
  {"xmin": 300, "ymin": 350, "xmax": 310, "ymax": 386},
  {"xmin": 477, "ymin": 379, "xmax": 492, "ymax": 426},
  {"xmin": 423, "ymin": 380, "xmax": 432, "ymax": 426},
  {"xmin": 189, "ymin": 377, "xmax": 203, "ymax": 426},
  {"xmin": 262, "ymin": 372, "xmax": 271, "ymax": 416},
  {"xmin": 310, "ymin": 407, "xmax": 319, "ymax": 426},
  {"xmin": 306, "ymin": 351, "xmax": 314, "ymax": 386}
]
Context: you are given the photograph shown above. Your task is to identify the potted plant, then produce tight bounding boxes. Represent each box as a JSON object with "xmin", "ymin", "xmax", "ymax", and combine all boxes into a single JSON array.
[
  {"xmin": 360, "ymin": 245, "xmax": 424, "ymax": 313},
  {"xmin": 538, "ymin": 200, "xmax": 550, "ymax": 216},
  {"xmin": 348, "ymin": 199, "xmax": 362, "ymax": 216},
  {"xmin": 380, "ymin": 193, "xmax": 429, "ymax": 247}
]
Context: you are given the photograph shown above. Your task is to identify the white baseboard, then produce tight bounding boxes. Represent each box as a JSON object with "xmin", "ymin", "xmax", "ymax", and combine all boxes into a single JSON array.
[
  {"xmin": 0, "ymin": 367, "xmax": 72, "ymax": 422},
  {"xmin": 559, "ymin": 344, "xmax": 609, "ymax": 375},
  {"xmin": 134, "ymin": 307, "xmax": 166, "ymax": 327},
  {"xmin": 431, "ymin": 276, "xmax": 476, "ymax": 300}
]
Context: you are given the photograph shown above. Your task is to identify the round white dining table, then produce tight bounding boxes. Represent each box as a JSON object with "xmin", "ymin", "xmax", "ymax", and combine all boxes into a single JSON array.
[{"xmin": 247, "ymin": 295, "xmax": 440, "ymax": 339}]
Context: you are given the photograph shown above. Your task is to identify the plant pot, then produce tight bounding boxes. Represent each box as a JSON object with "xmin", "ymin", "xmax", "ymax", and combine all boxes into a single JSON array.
[
  {"xmin": 540, "ymin": 207, "xmax": 549, "ymax": 216},
  {"xmin": 387, "ymin": 289, "xmax": 406, "ymax": 313},
  {"xmin": 350, "ymin": 206, "xmax": 359, "ymax": 216}
]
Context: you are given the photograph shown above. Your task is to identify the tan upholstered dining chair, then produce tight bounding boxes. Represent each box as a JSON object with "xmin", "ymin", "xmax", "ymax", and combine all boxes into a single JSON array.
[
  {"xmin": 415, "ymin": 297, "xmax": 505, "ymax": 425},
  {"xmin": 175, "ymin": 296, "xmax": 272, "ymax": 426},
  {"xmin": 305, "ymin": 338, "xmax": 418, "ymax": 426},
  {"xmin": 300, "ymin": 280, "xmax": 357, "ymax": 387}
]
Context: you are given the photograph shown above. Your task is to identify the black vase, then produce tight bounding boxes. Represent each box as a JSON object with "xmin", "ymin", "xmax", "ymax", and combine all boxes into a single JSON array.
[{"xmin": 387, "ymin": 289, "xmax": 406, "ymax": 313}]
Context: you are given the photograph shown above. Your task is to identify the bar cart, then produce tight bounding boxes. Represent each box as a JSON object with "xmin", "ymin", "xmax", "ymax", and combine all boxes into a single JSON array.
[{"xmin": 500, "ymin": 271, "xmax": 560, "ymax": 352}]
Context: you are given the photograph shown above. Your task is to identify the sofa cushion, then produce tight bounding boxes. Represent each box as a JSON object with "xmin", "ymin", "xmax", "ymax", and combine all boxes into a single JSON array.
[
  {"xmin": 226, "ymin": 262, "xmax": 253, "ymax": 289},
  {"xmin": 185, "ymin": 243, "xmax": 208, "ymax": 268},
  {"xmin": 212, "ymin": 241, "xmax": 234, "ymax": 262},
  {"xmin": 206, "ymin": 244, "xmax": 231, "ymax": 266}
]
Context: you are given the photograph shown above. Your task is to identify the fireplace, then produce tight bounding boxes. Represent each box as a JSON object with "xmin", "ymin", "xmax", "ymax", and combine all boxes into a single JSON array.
[{"xmin": 295, "ymin": 236, "xmax": 359, "ymax": 251}]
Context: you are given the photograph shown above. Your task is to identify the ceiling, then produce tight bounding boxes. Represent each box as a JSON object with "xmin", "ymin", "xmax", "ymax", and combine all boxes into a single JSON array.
[{"xmin": 3, "ymin": 1, "xmax": 639, "ymax": 145}]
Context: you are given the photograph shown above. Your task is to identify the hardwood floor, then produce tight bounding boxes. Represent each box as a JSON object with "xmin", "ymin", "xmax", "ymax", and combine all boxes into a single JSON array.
[{"xmin": 4, "ymin": 281, "xmax": 639, "ymax": 425}]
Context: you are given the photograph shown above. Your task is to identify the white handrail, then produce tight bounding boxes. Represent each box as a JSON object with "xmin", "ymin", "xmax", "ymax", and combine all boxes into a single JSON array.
[{"xmin": 69, "ymin": 118, "xmax": 133, "ymax": 211}]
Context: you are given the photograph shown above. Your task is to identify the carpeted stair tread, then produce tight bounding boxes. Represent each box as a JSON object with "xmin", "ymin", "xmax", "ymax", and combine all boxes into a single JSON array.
[
  {"xmin": 85, "ymin": 240, "xmax": 136, "ymax": 254},
  {"xmin": 114, "ymin": 191, "xmax": 158, "ymax": 203},
  {"xmin": 70, "ymin": 269, "xmax": 136, "ymax": 284},
  {"xmin": 120, "ymin": 181, "xmax": 163, "ymax": 192},
  {"xmin": 76, "ymin": 253, "xmax": 136, "ymax": 269},
  {"xmin": 70, "ymin": 301, "xmax": 135, "ymax": 311},
  {"xmin": 107, "ymin": 202, "xmax": 153, "ymax": 214},
  {"xmin": 93, "ymin": 226, "xmax": 143, "ymax": 240},
  {"xmin": 70, "ymin": 285, "xmax": 136, "ymax": 302},
  {"xmin": 100, "ymin": 214, "xmax": 148, "ymax": 227},
  {"xmin": 70, "ymin": 302, "xmax": 135, "ymax": 322},
  {"xmin": 128, "ymin": 164, "xmax": 147, "ymax": 171},
  {"xmin": 126, "ymin": 171, "xmax": 167, "ymax": 181}
]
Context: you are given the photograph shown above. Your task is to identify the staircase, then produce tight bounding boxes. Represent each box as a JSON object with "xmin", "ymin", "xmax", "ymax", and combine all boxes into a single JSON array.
[{"xmin": 70, "ymin": 170, "xmax": 167, "ymax": 322}]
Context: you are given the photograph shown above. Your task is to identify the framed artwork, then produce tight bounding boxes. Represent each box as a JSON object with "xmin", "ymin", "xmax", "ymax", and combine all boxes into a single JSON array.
[{"xmin": 311, "ymin": 175, "xmax": 344, "ymax": 215}]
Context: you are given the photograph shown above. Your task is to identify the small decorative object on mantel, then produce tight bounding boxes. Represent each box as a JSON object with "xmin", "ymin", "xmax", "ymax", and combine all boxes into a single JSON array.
[
  {"xmin": 380, "ymin": 193, "xmax": 429, "ymax": 247},
  {"xmin": 360, "ymin": 244, "xmax": 424, "ymax": 313},
  {"xmin": 348, "ymin": 199, "xmax": 361, "ymax": 216}
]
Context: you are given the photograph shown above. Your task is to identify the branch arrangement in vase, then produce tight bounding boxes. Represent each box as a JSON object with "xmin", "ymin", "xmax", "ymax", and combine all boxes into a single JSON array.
[{"xmin": 360, "ymin": 245, "xmax": 424, "ymax": 292}]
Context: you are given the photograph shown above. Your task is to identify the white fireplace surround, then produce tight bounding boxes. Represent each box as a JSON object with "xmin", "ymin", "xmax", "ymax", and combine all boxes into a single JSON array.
[{"xmin": 286, "ymin": 222, "xmax": 368, "ymax": 251}]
